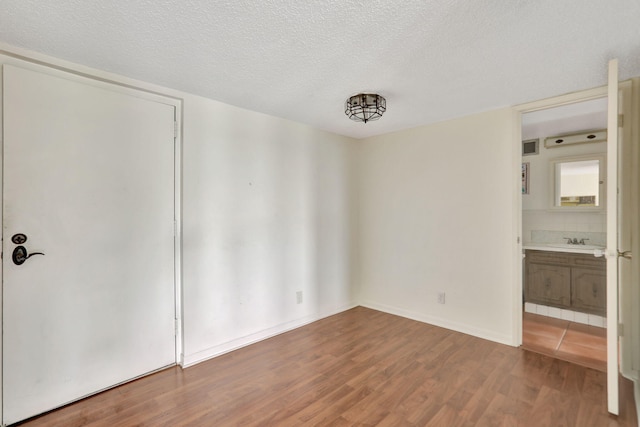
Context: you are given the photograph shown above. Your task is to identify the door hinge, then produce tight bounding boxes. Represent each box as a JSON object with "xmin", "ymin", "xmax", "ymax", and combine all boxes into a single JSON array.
[
  {"xmin": 618, "ymin": 114, "xmax": 624, "ymax": 127},
  {"xmin": 174, "ymin": 121, "xmax": 178, "ymax": 138},
  {"xmin": 619, "ymin": 323, "xmax": 624, "ymax": 337}
]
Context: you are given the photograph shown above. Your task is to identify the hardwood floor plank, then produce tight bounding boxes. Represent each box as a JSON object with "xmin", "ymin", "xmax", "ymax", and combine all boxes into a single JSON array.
[
  {"xmin": 15, "ymin": 307, "xmax": 637, "ymax": 426},
  {"xmin": 424, "ymin": 404, "xmax": 461, "ymax": 426},
  {"xmin": 522, "ymin": 312, "xmax": 607, "ymax": 372}
]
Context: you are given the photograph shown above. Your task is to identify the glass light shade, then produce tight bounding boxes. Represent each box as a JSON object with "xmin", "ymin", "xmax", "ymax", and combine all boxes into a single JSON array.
[{"xmin": 345, "ymin": 93, "xmax": 386, "ymax": 123}]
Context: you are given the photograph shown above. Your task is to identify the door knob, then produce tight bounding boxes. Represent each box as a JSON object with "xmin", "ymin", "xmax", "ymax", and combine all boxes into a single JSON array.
[{"xmin": 12, "ymin": 245, "xmax": 45, "ymax": 266}]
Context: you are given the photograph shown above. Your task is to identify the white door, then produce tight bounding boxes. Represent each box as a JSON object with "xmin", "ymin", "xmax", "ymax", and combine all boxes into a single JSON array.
[
  {"xmin": 2, "ymin": 64, "xmax": 176, "ymax": 424},
  {"xmin": 605, "ymin": 58, "xmax": 619, "ymax": 415}
]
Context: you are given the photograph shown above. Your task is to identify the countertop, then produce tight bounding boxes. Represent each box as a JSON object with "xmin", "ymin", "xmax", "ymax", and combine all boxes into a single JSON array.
[{"xmin": 523, "ymin": 243, "xmax": 606, "ymax": 256}]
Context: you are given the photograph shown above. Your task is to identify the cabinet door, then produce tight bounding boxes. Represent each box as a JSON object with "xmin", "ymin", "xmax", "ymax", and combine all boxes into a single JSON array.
[
  {"xmin": 572, "ymin": 267, "xmax": 607, "ymax": 315},
  {"xmin": 526, "ymin": 263, "xmax": 571, "ymax": 307}
]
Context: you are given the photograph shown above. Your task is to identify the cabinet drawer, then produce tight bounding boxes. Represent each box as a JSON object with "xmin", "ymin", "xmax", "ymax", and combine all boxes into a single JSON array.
[
  {"xmin": 525, "ymin": 250, "xmax": 605, "ymax": 268},
  {"xmin": 573, "ymin": 256, "xmax": 606, "ymax": 268},
  {"xmin": 526, "ymin": 251, "xmax": 572, "ymax": 266}
]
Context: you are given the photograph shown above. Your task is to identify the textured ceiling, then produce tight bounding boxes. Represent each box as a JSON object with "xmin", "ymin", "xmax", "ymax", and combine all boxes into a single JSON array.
[{"xmin": 1, "ymin": 0, "xmax": 639, "ymax": 139}]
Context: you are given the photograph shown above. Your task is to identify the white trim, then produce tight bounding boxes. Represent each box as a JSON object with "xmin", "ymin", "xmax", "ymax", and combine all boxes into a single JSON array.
[
  {"xmin": 173, "ymin": 102, "xmax": 185, "ymax": 367},
  {"xmin": 512, "ymin": 86, "xmax": 610, "ymax": 367},
  {"xmin": 182, "ymin": 304, "xmax": 358, "ymax": 367},
  {"xmin": 361, "ymin": 301, "xmax": 514, "ymax": 347},
  {"xmin": 0, "ymin": 62, "xmax": 4, "ymax": 426},
  {"xmin": 635, "ymin": 381, "xmax": 640, "ymax": 425},
  {"xmin": 511, "ymin": 108, "xmax": 524, "ymax": 347},
  {"xmin": 606, "ymin": 58, "xmax": 620, "ymax": 415},
  {"xmin": 0, "ymin": 42, "xmax": 184, "ymax": 102},
  {"xmin": 514, "ymin": 86, "xmax": 608, "ymax": 114}
]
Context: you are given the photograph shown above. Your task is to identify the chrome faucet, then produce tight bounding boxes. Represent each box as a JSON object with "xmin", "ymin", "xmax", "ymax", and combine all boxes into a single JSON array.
[{"xmin": 579, "ymin": 238, "xmax": 589, "ymax": 245}]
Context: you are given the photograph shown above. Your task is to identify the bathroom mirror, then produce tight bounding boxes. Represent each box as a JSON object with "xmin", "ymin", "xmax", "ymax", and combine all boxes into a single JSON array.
[{"xmin": 550, "ymin": 154, "xmax": 605, "ymax": 211}]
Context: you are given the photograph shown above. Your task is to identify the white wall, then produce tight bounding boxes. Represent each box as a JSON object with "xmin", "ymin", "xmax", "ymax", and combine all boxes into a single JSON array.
[
  {"xmin": 181, "ymin": 96, "xmax": 358, "ymax": 364},
  {"xmin": 0, "ymin": 43, "xmax": 526, "ymax": 370},
  {"xmin": 355, "ymin": 109, "xmax": 518, "ymax": 344},
  {"xmin": 3, "ymin": 42, "xmax": 640, "ymax": 419},
  {"xmin": 521, "ymin": 134, "xmax": 606, "ymax": 243},
  {"xmin": 0, "ymin": 46, "xmax": 358, "ymax": 369},
  {"xmin": 522, "ymin": 138, "xmax": 606, "ymax": 211}
]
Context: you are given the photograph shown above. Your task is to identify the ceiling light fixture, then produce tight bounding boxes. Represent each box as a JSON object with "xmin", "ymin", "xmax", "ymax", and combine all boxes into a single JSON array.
[{"xmin": 344, "ymin": 93, "xmax": 386, "ymax": 123}]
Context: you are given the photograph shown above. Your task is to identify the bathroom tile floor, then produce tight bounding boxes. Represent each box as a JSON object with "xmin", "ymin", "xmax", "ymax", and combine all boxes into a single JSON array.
[{"xmin": 522, "ymin": 312, "xmax": 607, "ymax": 372}]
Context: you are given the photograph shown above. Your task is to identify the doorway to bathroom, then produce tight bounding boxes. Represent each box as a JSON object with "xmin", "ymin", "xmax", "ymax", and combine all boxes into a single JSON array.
[
  {"xmin": 520, "ymin": 96, "xmax": 609, "ymax": 371},
  {"xmin": 513, "ymin": 62, "xmax": 635, "ymax": 415}
]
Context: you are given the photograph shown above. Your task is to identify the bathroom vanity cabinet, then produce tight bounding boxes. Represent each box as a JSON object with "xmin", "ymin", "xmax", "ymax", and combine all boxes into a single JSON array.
[{"xmin": 524, "ymin": 249, "xmax": 606, "ymax": 316}]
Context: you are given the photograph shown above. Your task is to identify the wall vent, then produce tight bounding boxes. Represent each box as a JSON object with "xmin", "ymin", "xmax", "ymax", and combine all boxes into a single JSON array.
[
  {"xmin": 522, "ymin": 138, "xmax": 539, "ymax": 156},
  {"xmin": 544, "ymin": 129, "xmax": 606, "ymax": 148}
]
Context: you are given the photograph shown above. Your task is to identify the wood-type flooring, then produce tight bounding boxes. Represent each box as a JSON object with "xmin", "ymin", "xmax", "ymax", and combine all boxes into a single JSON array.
[
  {"xmin": 522, "ymin": 312, "xmax": 607, "ymax": 372},
  {"xmin": 16, "ymin": 306, "xmax": 637, "ymax": 426}
]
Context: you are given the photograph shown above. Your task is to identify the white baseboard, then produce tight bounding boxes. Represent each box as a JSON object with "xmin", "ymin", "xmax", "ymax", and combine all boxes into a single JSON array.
[
  {"xmin": 182, "ymin": 303, "xmax": 358, "ymax": 367},
  {"xmin": 360, "ymin": 300, "xmax": 514, "ymax": 347},
  {"xmin": 635, "ymin": 380, "xmax": 640, "ymax": 427}
]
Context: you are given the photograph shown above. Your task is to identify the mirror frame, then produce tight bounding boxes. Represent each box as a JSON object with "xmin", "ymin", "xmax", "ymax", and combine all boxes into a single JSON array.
[{"xmin": 548, "ymin": 153, "xmax": 606, "ymax": 212}]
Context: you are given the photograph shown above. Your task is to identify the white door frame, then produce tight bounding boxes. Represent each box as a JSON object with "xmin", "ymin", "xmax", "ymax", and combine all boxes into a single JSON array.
[
  {"xmin": 512, "ymin": 79, "xmax": 632, "ymax": 415},
  {"xmin": 0, "ymin": 53, "xmax": 184, "ymax": 423},
  {"xmin": 512, "ymin": 85, "xmax": 608, "ymax": 347},
  {"xmin": 605, "ymin": 60, "xmax": 620, "ymax": 414}
]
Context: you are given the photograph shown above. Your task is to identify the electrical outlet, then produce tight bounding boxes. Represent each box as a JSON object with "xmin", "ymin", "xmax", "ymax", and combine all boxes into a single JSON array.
[
  {"xmin": 437, "ymin": 292, "xmax": 446, "ymax": 304},
  {"xmin": 296, "ymin": 291, "xmax": 303, "ymax": 304}
]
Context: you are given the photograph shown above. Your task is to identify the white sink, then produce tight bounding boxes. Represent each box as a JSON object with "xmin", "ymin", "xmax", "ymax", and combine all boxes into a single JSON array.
[{"xmin": 546, "ymin": 243, "xmax": 605, "ymax": 250}]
